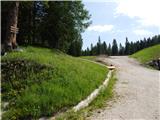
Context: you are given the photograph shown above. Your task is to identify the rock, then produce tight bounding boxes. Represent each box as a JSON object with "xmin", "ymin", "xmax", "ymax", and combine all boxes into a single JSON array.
[
  {"xmin": 97, "ymin": 110, "xmax": 101, "ymax": 113},
  {"xmin": 147, "ymin": 58, "xmax": 160, "ymax": 70}
]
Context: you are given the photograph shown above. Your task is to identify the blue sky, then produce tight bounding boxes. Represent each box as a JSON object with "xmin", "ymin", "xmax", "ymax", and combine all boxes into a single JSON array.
[{"xmin": 82, "ymin": 0, "xmax": 160, "ymax": 50}]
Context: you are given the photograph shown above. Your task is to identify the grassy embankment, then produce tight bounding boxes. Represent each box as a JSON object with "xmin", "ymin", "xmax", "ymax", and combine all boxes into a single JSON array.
[
  {"xmin": 56, "ymin": 56, "xmax": 117, "ymax": 120},
  {"xmin": 1, "ymin": 46, "xmax": 108, "ymax": 120},
  {"xmin": 131, "ymin": 44, "xmax": 160, "ymax": 63},
  {"xmin": 56, "ymin": 74, "xmax": 117, "ymax": 120},
  {"xmin": 80, "ymin": 56, "xmax": 97, "ymax": 61}
]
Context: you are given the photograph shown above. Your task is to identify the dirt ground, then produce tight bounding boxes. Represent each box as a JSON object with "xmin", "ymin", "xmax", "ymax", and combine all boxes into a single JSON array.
[{"xmin": 89, "ymin": 56, "xmax": 160, "ymax": 120}]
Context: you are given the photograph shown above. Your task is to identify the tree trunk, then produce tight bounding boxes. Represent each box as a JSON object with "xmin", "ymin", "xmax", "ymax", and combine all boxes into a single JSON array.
[
  {"xmin": 5, "ymin": 1, "xmax": 19, "ymax": 51},
  {"xmin": 32, "ymin": 2, "xmax": 36, "ymax": 44}
]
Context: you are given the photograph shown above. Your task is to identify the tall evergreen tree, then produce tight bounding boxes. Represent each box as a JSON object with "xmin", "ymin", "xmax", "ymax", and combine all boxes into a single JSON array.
[
  {"xmin": 17, "ymin": 1, "xmax": 44, "ymax": 46},
  {"xmin": 119, "ymin": 43, "xmax": 124, "ymax": 55},
  {"xmin": 124, "ymin": 37, "xmax": 130, "ymax": 55},
  {"xmin": 86, "ymin": 47, "xmax": 90, "ymax": 56},
  {"xmin": 68, "ymin": 36, "xmax": 82, "ymax": 56},
  {"xmin": 129, "ymin": 41, "xmax": 135, "ymax": 54},
  {"xmin": 108, "ymin": 43, "xmax": 112, "ymax": 56},
  {"xmin": 112, "ymin": 39, "xmax": 118, "ymax": 55},
  {"xmin": 102, "ymin": 41, "xmax": 107, "ymax": 54},
  {"xmin": 2, "ymin": 1, "xmax": 91, "ymax": 56},
  {"xmin": 97, "ymin": 36, "xmax": 102, "ymax": 55},
  {"xmin": 146, "ymin": 38, "xmax": 151, "ymax": 47},
  {"xmin": 90, "ymin": 43, "xmax": 93, "ymax": 55}
]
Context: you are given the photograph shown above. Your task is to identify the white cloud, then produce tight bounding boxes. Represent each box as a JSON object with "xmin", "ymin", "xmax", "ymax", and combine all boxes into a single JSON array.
[
  {"xmin": 87, "ymin": 24, "xmax": 114, "ymax": 32},
  {"xmin": 115, "ymin": 0, "xmax": 160, "ymax": 28},
  {"xmin": 133, "ymin": 29, "xmax": 153, "ymax": 35}
]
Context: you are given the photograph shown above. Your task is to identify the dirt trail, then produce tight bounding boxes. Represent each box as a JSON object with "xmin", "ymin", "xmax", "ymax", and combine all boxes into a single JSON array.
[{"xmin": 89, "ymin": 56, "xmax": 160, "ymax": 120}]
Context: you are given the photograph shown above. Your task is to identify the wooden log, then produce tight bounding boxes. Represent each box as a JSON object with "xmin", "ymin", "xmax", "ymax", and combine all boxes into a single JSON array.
[{"xmin": 107, "ymin": 66, "xmax": 116, "ymax": 70}]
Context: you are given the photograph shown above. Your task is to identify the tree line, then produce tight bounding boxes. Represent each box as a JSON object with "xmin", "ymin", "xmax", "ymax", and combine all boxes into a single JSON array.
[
  {"xmin": 2, "ymin": 1, "xmax": 91, "ymax": 56},
  {"xmin": 82, "ymin": 35, "xmax": 160, "ymax": 56}
]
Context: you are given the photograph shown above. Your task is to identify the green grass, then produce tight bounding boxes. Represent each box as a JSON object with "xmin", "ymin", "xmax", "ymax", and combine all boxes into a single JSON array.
[
  {"xmin": 80, "ymin": 56, "xmax": 97, "ymax": 61},
  {"xmin": 1, "ymin": 46, "xmax": 108, "ymax": 120},
  {"xmin": 56, "ymin": 73, "xmax": 117, "ymax": 120},
  {"xmin": 131, "ymin": 44, "xmax": 160, "ymax": 63}
]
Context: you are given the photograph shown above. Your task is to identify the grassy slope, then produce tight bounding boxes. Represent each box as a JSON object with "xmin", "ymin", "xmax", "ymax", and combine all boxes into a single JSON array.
[
  {"xmin": 2, "ymin": 46, "xmax": 108, "ymax": 119},
  {"xmin": 80, "ymin": 56, "xmax": 97, "ymax": 61},
  {"xmin": 131, "ymin": 44, "xmax": 160, "ymax": 63},
  {"xmin": 56, "ymin": 73, "xmax": 117, "ymax": 120}
]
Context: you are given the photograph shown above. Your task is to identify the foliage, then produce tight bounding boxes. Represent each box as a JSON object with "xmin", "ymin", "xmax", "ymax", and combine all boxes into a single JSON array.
[
  {"xmin": 82, "ymin": 36, "xmax": 110, "ymax": 56},
  {"xmin": 119, "ymin": 43, "xmax": 125, "ymax": 55},
  {"xmin": 67, "ymin": 37, "xmax": 83, "ymax": 56},
  {"xmin": 82, "ymin": 34, "xmax": 160, "ymax": 56},
  {"xmin": 1, "ymin": 1, "xmax": 91, "ymax": 56},
  {"xmin": 1, "ymin": 46, "xmax": 108, "ymax": 119},
  {"xmin": 124, "ymin": 37, "xmax": 130, "ymax": 55},
  {"xmin": 97, "ymin": 36, "xmax": 102, "ymax": 55},
  {"xmin": 112, "ymin": 39, "xmax": 118, "ymax": 55}
]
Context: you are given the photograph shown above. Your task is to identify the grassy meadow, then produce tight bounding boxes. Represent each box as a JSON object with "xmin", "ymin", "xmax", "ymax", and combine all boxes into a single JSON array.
[{"xmin": 1, "ymin": 46, "xmax": 108, "ymax": 119}]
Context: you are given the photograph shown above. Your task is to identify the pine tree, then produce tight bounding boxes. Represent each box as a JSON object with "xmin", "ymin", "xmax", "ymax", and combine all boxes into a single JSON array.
[
  {"xmin": 108, "ymin": 43, "xmax": 112, "ymax": 56},
  {"xmin": 86, "ymin": 47, "xmax": 90, "ymax": 56},
  {"xmin": 119, "ymin": 43, "xmax": 124, "ymax": 55},
  {"xmin": 97, "ymin": 36, "xmax": 101, "ymax": 55},
  {"xmin": 68, "ymin": 37, "xmax": 82, "ymax": 56},
  {"xmin": 90, "ymin": 43, "xmax": 93, "ymax": 55},
  {"xmin": 112, "ymin": 39, "xmax": 118, "ymax": 55},
  {"xmin": 102, "ymin": 41, "xmax": 107, "ymax": 54},
  {"xmin": 129, "ymin": 41, "xmax": 135, "ymax": 54},
  {"xmin": 124, "ymin": 37, "xmax": 130, "ymax": 55}
]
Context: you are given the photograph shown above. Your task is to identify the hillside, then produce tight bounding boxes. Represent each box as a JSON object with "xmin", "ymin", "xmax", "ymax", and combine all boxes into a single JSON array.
[
  {"xmin": 1, "ymin": 46, "xmax": 108, "ymax": 120},
  {"xmin": 131, "ymin": 44, "xmax": 160, "ymax": 63}
]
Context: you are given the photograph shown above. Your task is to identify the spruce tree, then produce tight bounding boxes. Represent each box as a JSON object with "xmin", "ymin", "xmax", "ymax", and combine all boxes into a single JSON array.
[
  {"xmin": 108, "ymin": 43, "xmax": 112, "ymax": 56},
  {"xmin": 112, "ymin": 39, "xmax": 118, "ymax": 55},
  {"xmin": 102, "ymin": 41, "xmax": 107, "ymax": 54},
  {"xmin": 119, "ymin": 43, "xmax": 124, "ymax": 55},
  {"xmin": 125, "ymin": 37, "xmax": 130, "ymax": 55},
  {"xmin": 97, "ymin": 36, "xmax": 101, "ymax": 55},
  {"xmin": 90, "ymin": 43, "xmax": 93, "ymax": 55}
]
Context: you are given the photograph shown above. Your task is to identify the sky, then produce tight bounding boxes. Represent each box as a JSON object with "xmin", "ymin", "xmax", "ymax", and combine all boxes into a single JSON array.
[{"xmin": 81, "ymin": 0, "xmax": 160, "ymax": 50}]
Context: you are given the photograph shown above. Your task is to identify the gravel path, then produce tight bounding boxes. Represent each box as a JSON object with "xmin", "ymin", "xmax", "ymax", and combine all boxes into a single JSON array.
[{"xmin": 89, "ymin": 56, "xmax": 160, "ymax": 120}]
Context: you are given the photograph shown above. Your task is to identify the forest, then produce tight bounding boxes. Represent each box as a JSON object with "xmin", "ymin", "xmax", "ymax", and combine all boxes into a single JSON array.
[
  {"xmin": 82, "ymin": 35, "xmax": 160, "ymax": 56},
  {"xmin": 1, "ymin": 1, "xmax": 91, "ymax": 56}
]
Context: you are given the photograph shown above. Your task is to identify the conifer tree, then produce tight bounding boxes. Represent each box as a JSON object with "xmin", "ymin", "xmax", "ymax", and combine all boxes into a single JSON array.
[{"xmin": 112, "ymin": 39, "xmax": 118, "ymax": 55}]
